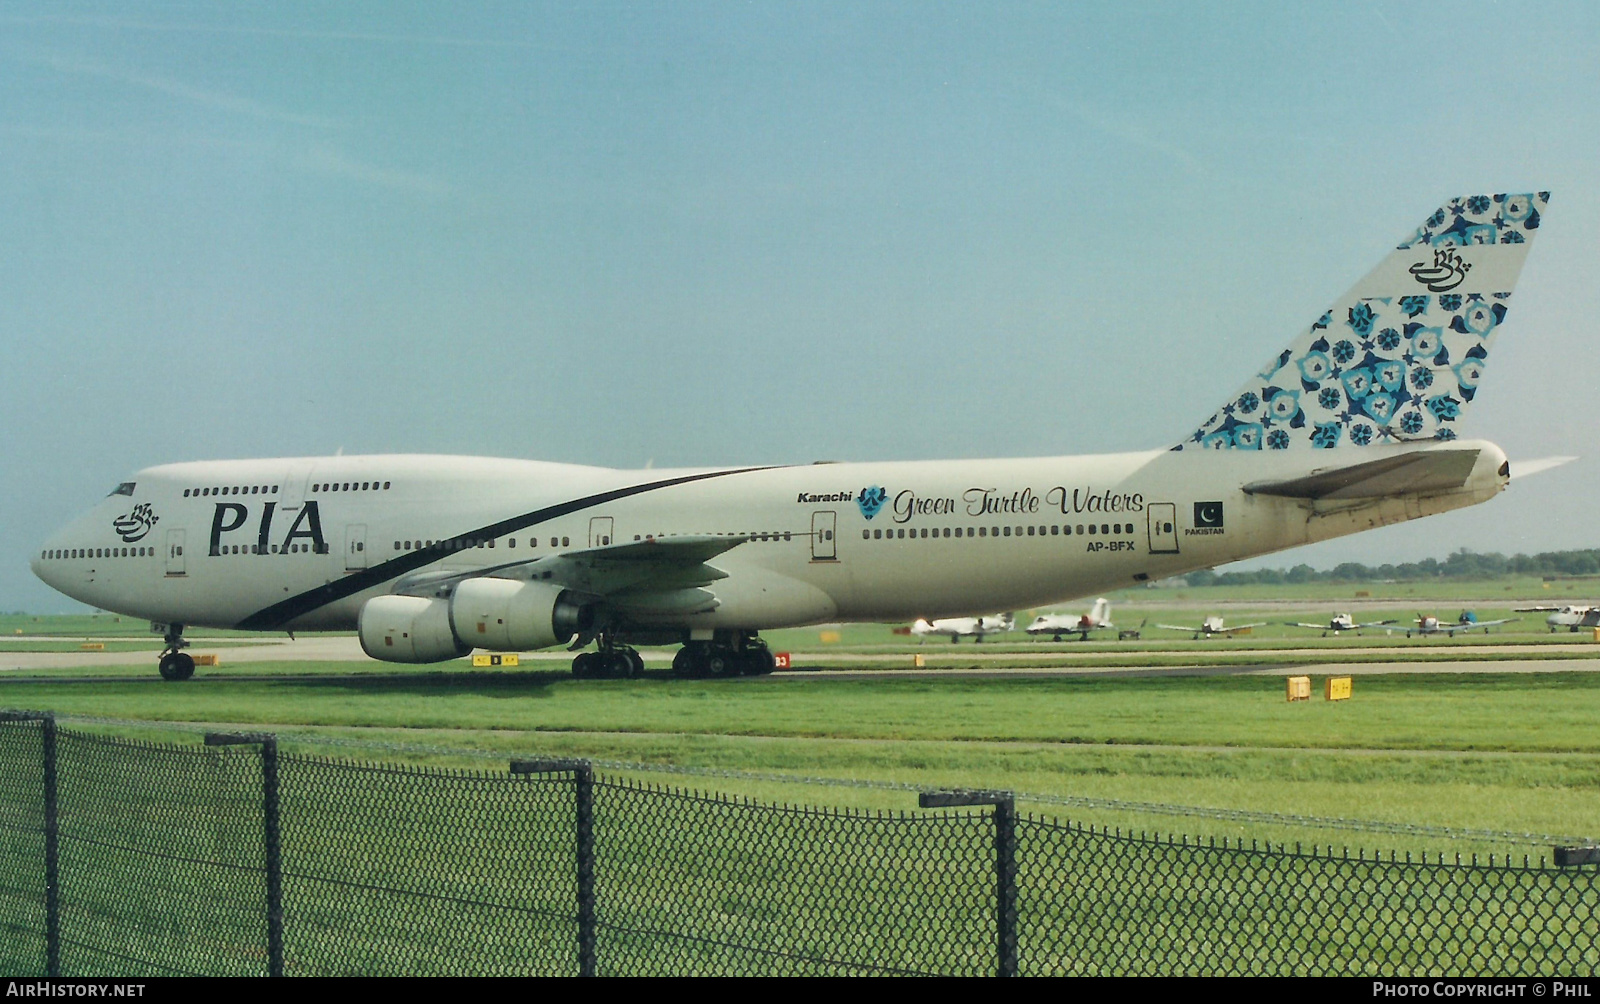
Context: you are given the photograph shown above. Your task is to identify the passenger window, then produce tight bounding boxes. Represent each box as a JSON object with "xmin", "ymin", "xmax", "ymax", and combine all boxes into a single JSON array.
[
  {"xmin": 562, "ymin": 537, "xmax": 570, "ymax": 546},
  {"xmin": 873, "ymin": 529, "xmax": 881, "ymax": 539},
  {"xmin": 384, "ymin": 482, "xmax": 391, "ymax": 489},
  {"xmin": 979, "ymin": 527, "xmax": 986, "ymax": 537},
  {"xmin": 1101, "ymin": 524, "xmax": 1109, "ymax": 534},
  {"xmin": 508, "ymin": 538, "xmax": 516, "ymax": 548},
  {"xmin": 1003, "ymin": 527, "xmax": 1011, "ymax": 537},
  {"xmin": 1088, "ymin": 524, "xmax": 1096, "ymax": 534},
  {"xmin": 183, "ymin": 490, "xmax": 190, "ymax": 497},
  {"xmin": 863, "ymin": 530, "xmax": 870, "ymax": 539}
]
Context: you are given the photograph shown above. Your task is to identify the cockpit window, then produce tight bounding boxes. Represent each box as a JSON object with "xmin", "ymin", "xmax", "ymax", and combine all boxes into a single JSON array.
[{"xmin": 108, "ymin": 482, "xmax": 136, "ymax": 497}]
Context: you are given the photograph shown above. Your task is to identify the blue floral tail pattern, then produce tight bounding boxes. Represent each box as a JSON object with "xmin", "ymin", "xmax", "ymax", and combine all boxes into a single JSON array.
[{"xmin": 1176, "ymin": 193, "xmax": 1549, "ymax": 452}]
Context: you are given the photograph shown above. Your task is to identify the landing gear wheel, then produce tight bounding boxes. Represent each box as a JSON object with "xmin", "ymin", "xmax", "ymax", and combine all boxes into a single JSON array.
[
  {"xmin": 704, "ymin": 648, "xmax": 732, "ymax": 677},
  {"xmin": 571, "ymin": 652, "xmax": 597, "ymax": 679},
  {"xmin": 740, "ymin": 647, "xmax": 777, "ymax": 676},
  {"xmin": 625, "ymin": 650, "xmax": 645, "ymax": 678},
  {"xmin": 672, "ymin": 646, "xmax": 699, "ymax": 678},
  {"xmin": 158, "ymin": 652, "xmax": 195, "ymax": 682}
]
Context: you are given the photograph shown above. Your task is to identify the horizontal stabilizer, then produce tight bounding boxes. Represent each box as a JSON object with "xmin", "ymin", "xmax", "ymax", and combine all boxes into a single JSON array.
[{"xmin": 1243, "ymin": 448, "xmax": 1480, "ymax": 500}]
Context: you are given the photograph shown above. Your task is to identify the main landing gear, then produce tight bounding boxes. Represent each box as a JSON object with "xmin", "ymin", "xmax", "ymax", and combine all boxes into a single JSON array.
[
  {"xmin": 157, "ymin": 624, "xmax": 195, "ymax": 682},
  {"xmin": 571, "ymin": 638, "xmax": 645, "ymax": 680},
  {"xmin": 671, "ymin": 632, "xmax": 777, "ymax": 679}
]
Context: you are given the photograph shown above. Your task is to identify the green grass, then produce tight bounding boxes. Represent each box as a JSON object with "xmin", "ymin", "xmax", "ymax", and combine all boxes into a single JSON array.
[{"xmin": 9, "ymin": 667, "xmax": 1598, "ymax": 858}]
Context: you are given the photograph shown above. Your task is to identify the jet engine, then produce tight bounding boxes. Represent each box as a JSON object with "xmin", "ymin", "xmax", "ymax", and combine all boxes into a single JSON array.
[
  {"xmin": 448, "ymin": 577, "xmax": 594, "ymax": 651},
  {"xmin": 358, "ymin": 594, "xmax": 470, "ymax": 663},
  {"xmin": 358, "ymin": 579, "xmax": 597, "ymax": 664}
]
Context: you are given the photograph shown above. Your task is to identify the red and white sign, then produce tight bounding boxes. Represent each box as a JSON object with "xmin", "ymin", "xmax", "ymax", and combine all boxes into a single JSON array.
[{"xmin": 773, "ymin": 652, "xmax": 792, "ymax": 670}]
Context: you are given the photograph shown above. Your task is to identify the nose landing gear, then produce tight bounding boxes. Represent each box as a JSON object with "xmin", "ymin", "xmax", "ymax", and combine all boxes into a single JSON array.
[{"xmin": 157, "ymin": 624, "xmax": 194, "ymax": 681}]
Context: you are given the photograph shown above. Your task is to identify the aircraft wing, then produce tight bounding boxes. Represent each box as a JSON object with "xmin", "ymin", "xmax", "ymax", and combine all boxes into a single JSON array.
[
  {"xmin": 1447, "ymin": 617, "xmax": 1516, "ymax": 632},
  {"xmin": 1514, "ymin": 606, "xmax": 1563, "ymax": 612},
  {"xmin": 392, "ymin": 534, "xmax": 746, "ymax": 605},
  {"xmin": 1217, "ymin": 622, "xmax": 1267, "ymax": 633},
  {"xmin": 1243, "ymin": 448, "xmax": 1481, "ymax": 500},
  {"xmin": 1154, "ymin": 623, "xmax": 1200, "ymax": 632},
  {"xmin": 1288, "ymin": 622, "xmax": 1332, "ymax": 629},
  {"xmin": 1355, "ymin": 619, "xmax": 1398, "ymax": 628}
]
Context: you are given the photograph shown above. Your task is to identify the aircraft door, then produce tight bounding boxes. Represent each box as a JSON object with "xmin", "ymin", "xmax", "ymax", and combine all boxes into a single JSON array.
[
  {"xmin": 1146, "ymin": 503, "xmax": 1179, "ymax": 555},
  {"xmin": 811, "ymin": 510, "xmax": 837, "ymax": 561},
  {"xmin": 345, "ymin": 524, "xmax": 368, "ymax": 571},
  {"xmin": 589, "ymin": 517, "xmax": 613, "ymax": 548},
  {"xmin": 165, "ymin": 529, "xmax": 187, "ymax": 576}
]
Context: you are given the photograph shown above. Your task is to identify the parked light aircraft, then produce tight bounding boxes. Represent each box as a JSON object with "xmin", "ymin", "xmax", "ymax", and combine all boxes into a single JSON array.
[
  {"xmin": 1406, "ymin": 611, "xmax": 1516, "ymax": 637},
  {"xmin": 1025, "ymin": 599, "xmax": 1129, "ymax": 641},
  {"xmin": 32, "ymin": 193, "xmax": 1564, "ymax": 681},
  {"xmin": 1288, "ymin": 613, "xmax": 1399, "ymax": 637},
  {"xmin": 1155, "ymin": 615, "xmax": 1267, "ymax": 639},
  {"xmin": 1514, "ymin": 604, "xmax": 1600, "ymax": 633},
  {"xmin": 910, "ymin": 613, "xmax": 1015, "ymax": 643}
]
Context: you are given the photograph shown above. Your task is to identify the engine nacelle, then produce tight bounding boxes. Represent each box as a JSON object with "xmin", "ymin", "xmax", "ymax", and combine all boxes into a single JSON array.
[
  {"xmin": 358, "ymin": 594, "xmax": 471, "ymax": 664},
  {"xmin": 449, "ymin": 578, "xmax": 594, "ymax": 652}
]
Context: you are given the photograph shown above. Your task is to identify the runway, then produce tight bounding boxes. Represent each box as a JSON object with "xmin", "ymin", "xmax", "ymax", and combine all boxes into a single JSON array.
[{"xmin": 2, "ymin": 630, "xmax": 1599, "ymax": 680}]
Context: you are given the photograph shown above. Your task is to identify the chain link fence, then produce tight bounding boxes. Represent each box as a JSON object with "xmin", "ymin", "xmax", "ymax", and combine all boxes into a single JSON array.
[{"xmin": 0, "ymin": 713, "xmax": 1594, "ymax": 976}]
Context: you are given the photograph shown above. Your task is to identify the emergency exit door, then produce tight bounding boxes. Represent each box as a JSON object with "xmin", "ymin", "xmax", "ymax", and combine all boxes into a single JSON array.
[
  {"xmin": 165, "ymin": 529, "xmax": 186, "ymax": 576},
  {"xmin": 1146, "ymin": 503, "xmax": 1179, "ymax": 555},
  {"xmin": 811, "ymin": 511, "xmax": 837, "ymax": 561},
  {"xmin": 345, "ymin": 524, "xmax": 368, "ymax": 571}
]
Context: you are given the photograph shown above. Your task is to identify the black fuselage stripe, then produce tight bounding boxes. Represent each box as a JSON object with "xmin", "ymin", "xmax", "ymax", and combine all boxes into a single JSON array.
[{"xmin": 234, "ymin": 466, "xmax": 776, "ymax": 630}]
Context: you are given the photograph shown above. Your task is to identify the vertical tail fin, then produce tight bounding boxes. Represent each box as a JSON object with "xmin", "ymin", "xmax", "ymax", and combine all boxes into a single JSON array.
[
  {"xmin": 1177, "ymin": 193, "xmax": 1549, "ymax": 452},
  {"xmin": 1090, "ymin": 597, "xmax": 1110, "ymax": 625}
]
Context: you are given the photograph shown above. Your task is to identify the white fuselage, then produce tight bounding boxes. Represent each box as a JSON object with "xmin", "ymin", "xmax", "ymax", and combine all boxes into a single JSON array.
[{"xmin": 32, "ymin": 442, "xmax": 1509, "ymax": 640}]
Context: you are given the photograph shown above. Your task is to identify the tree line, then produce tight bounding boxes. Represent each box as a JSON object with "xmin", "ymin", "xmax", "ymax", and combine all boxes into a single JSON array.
[{"xmin": 1190, "ymin": 549, "xmax": 1600, "ymax": 587}]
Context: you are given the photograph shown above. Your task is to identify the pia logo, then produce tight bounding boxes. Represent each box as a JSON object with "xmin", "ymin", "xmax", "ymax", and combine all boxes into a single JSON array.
[
  {"xmin": 856, "ymin": 487, "xmax": 888, "ymax": 520},
  {"xmin": 112, "ymin": 502, "xmax": 160, "ymax": 543}
]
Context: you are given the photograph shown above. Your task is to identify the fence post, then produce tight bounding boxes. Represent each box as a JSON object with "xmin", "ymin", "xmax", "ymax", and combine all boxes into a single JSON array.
[
  {"xmin": 206, "ymin": 732, "xmax": 282, "ymax": 977},
  {"xmin": 42, "ymin": 714, "xmax": 58, "ymax": 978},
  {"xmin": 1, "ymin": 710, "xmax": 59, "ymax": 976},
  {"xmin": 512, "ymin": 757, "xmax": 597, "ymax": 976},
  {"xmin": 919, "ymin": 788, "xmax": 1019, "ymax": 977}
]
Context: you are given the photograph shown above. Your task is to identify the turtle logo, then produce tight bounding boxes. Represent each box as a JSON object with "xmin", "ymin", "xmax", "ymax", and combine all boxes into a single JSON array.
[
  {"xmin": 113, "ymin": 502, "xmax": 159, "ymax": 543},
  {"xmin": 856, "ymin": 487, "xmax": 888, "ymax": 520}
]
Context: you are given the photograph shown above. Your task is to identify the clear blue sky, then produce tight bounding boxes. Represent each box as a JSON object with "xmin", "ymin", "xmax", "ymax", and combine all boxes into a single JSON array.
[{"xmin": 4, "ymin": 2, "xmax": 1598, "ymax": 612}]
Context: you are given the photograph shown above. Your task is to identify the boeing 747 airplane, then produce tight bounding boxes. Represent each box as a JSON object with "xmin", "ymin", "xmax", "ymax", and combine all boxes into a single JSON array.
[{"xmin": 33, "ymin": 193, "xmax": 1559, "ymax": 680}]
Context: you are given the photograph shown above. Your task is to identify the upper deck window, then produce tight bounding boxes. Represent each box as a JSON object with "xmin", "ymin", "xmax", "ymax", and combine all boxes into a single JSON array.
[{"xmin": 109, "ymin": 482, "xmax": 136, "ymax": 497}]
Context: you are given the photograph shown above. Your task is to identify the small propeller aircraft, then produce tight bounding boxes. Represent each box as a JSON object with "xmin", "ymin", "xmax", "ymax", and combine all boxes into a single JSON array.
[
  {"xmin": 1025, "ymin": 599, "xmax": 1141, "ymax": 641},
  {"xmin": 1154, "ymin": 615, "xmax": 1267, "ymax": 640},
  {"xmin": 909, "ymin": 612, "xmax": 1015, "ymax": 643},
  {"xmin": 1406, "ymin": 611, "xmax": 1517, "ymax": 637},
  {"xmin": 1287, "ymin": 613, "xmax": 1397, "ymax": 637},
  {"xmin": 1513, "ymin": 604, "xmax": 1600, "ymax": 633}
]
